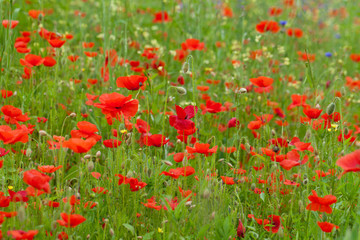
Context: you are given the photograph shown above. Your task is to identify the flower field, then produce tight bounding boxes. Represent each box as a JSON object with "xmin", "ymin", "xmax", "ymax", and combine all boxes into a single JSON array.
[{"xmin": 1, "ymin": 0, "xmax": 360, "ymax": 239}]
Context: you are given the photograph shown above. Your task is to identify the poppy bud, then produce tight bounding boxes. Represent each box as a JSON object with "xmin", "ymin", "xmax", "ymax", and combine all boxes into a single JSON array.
[
  {"xmin": 239, "ymin": 88, "xmax": 247, "ymax": 94},
  {"xmin": 39, "ymin": 130, "xmax": 48, "ymax": 136},
  {"xmin": 207, "ymin": 136, "xmax": 215, "ymax": 144},
  {"xmin": 303, "ymin": 178, "xmax": 308, "ymax": 185},
  {"xmin": 87, "ymin": 234, "xmax": 90, "ymax": 239},
  {"xmin": 69, "ymin": 112, "xmax": 77, "ymax": 118},
  {"xmin": 126, "ymin": 170, "xmax": 133, "ymax": 178},
  {"xmin": 163, "ymin": 160, "xmax": 173, "ymax": 166},
  {"xmin": 185, "ymin": 201, "xmax": 192, "ymax": 206},
  {"xmin": 236, "ymin": 219, "xmax": 246, "ymax": 238},
  {"xmin": 51, "ymin": 220, "xmax": 58, "ymax": 231},
  {"xmin": 176, "ymin": 86, "xmax": 187, "ymax": 95},
  {"xmin": 340, "ymin": 86, "xmax": 346, "ymax": 96},
  {"xmin": 182, "ymin": 62, "xmax": 189, "ymax": 73},
  {"xmin": 245, "ymin": 143, "xmax": 251, "ymax": 153},
  {"xmin": 26, "ymin": 148, "xmax": 32, "ymax": 157},
  {"xmin": 64, "ymin": 202, "xmax": 71, "ymax": 213},
  {"xmin": 87, "ymin": 160, "xmax": 94, "ymax": 171},
  {"xmin": 326, "ymin": 102, "xmax": 336, "ymax": 115},
  {"xmin": 84, "ymin": 154, "xmax": 91, "ymax": 159},
  {"xmin": 17, "ymin": 205, "xmax": 26, "ymax": 222},
  {"xmin": 315, "ymin": 96, "xmax": 322, "ymax": 104},
  {"xmin": 96, "ymin": 151, "xmax": 101, "ymax": 158},
  {"xmin": 298, "ymin": 200, "xmax": 304, "ymax": 212},
  {"xmin": 344, "ymin": 127, "xmax": 349, "ymax": 136},
  {"xmin": 201, "ymin": 188, "xmax": 211, "ymax": 199},
  {"xmin": 271, "ymin": 129, "xmax": 276, "ymax": 136},
  {"xmin": 109, "ymin": 228, "xmax": 115, "ymax": 236},
  {"xmin": 305, "ymin": 129, "xmax": 311, "ymax": 140},
  {"xmin": 277, "ymin": 227, "xmax": 284, "ymax": 238},
  {"xmin": 210, "ymin": 211, "xmax": 216, "ymax": 220},
  {"xmin": 226, "ymin": 162, "xmax": 234, "ymax": 168},
  {"xmin": 250, "ymin": 183, "xmax": 256, "ymax": 191}
]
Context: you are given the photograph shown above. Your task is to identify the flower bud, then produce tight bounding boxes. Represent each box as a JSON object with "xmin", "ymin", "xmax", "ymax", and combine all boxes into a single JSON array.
[
  {"xmin": 239, "ymin": 88, "xmax": 247, "ymax": 94},
  {"xmin": 69, "ymin": 112, "xmax": 77, "ymax": 118},
  {"xmin": 326, "ymin": 102, "xmax": 336, "ymax": 115},
  {"xmin": 87, "ymin": 160, "xmax": 94, "ymax": 171},
  {"xmin": 163, "ymin": 160, "xmax": 173, "ymax": 166},
  {"xmin": 84, "ymin": 154, "xmax": 91, "ymax": 159},
  {"xmin": 201, "ymin": 188, "xmax": 211, "ymax": 199},
  {"xmin": 237, "ymin": 219, "xmax": 246, "ymax": 238},
  {"xmin": 17, "ymin": 205, "xmax": 26, "ymax": 222},
  {"xmin": 250, "ymin": 183, "xmax": 256, "ymax": 191},
  {"xmin": 26, "ymin": 148, "xmax": 32, "ymax": 157},
  {"xmin": 39, "ymin": 130, "xmax": 48, "ymax": 136},
  {"xmin": 109, "ymin": 228, "xmax": 115, "ymax": 236},
  {"xmin": 96, "ymin": 151, "xmax": 101, "ymax": 158},
  {"xmin": 176, "ymin": 86, "xmax": 187, "ymax": 95}
]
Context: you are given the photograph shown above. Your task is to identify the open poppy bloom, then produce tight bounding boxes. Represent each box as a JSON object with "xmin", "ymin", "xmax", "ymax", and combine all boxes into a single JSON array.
[
  {"xmin": 94, "ymin": 93, "xmax": 139, "ymax": 125},
  {"xmin": 141, "ymin": 197, "xmax": 162, "ymax": 210},
  {"xmin": 48, "ymin": 38, "xmax": 66, "ymax": 48},
  {"xmin": 186, "ymin": 142, "xmax": 218, "ymax": 156},
  {"xmin": 0, "ymin": 125, "xmax": 29, "ymax": 145},
  {"xmin": 2, "ymin": 20, "xmax": 19, "ymax": 29},
  {"xmin": 306, "ymin": 190, "xmax": 337, "ymax": 213},
  {"xmin": 169, "ymin": 105, "xmax": 197, "ymax": 131},
  {"xmin": 143, "ymin": 134, "xmax": 169, "ymax": 147},
  {"xmin": 256, "ymin": 20, "xmax": 280, "ymax": 33},
  {"xmin": 336, "ymin": 149, "xmax": 360, "ymax": 176},
  {"xmin": 1, "ymin": 105, "xmax": 30, "ymax": 124},
  {"xmin": 7, "ymin": 230, "xmax": 38, "ymax": 240},
  {"xmin": 181, "ymin": 39, "xmax": 205, "ymax": 51},
  {"xmin": 160, "ymin": 166, "xmax": 195, "ymax": 179},
  {"xmin": 23, "ymin": 169, "xmax": 52, "ymax": 193},
  {"xmin": 134, "ymin": 119, "xmax": 150, "ymax": 133},
  {"xmin": 153, "ymin": 11, "xmax": 171, "ymax": 23},
  {"xmin": 303, "ymin": 107, "xmax": 322, "ymax": 119},
  {"xmin": 317, "ymin": 222, "xmax": 339, "ymax": 233},
  {"xmin": 57, "ymin": 213, "xmax": 86, "ymax": 228},
  {"xmin": 250, "ymin": 76, "xmax": 274, "ymax": 88},
  {"xmin": 20, "ymin": 54, "xmax": 44, "ymax": 68},
  {"xmin": 116, "ymin": 75, "xmax": 147, "ymax": 90},
  {"xmin": 38, "ymin": 165, "xmax": 63, "ymax": 173},
  {"xmin": 62, "ymin": 138, "xmax": 97, "ymax": 153},
  {"xmin": 103, "ymin": 139, "xmax": 122, "ymax": 148},
  {"xmin": 70, "ymin": 121, "xmax": 102, "ymax": 141}
]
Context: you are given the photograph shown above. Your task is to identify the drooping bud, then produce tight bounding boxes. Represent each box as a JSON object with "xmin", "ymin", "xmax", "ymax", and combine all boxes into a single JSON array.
[
  {"xmin": 176, "ymin": 86, "xmax": 187, "ymax": 95},
  {"xmin": 17, "ymin": 205, "xmax": 26, "ymax": 222},
  {"xmin": 26, "ymin": 148, "xmax": 32, "ymax": 157},
  {"xmin": 250, "ymin": 183, "xmax": 256, "ymax": 191},
  {"xmin": 39, "ymin": 130, "xmax": 48, "ymax": 136},
  {"xmin": 239, "ymin": 88, "xmax": 247, "ymax": 94},
  {"xmin": 69, "ymin": 112, "xmax": 77, "ymax": 118},
  {"xmin": 326, "ymin": 102, "xmax": 336, "ymax": 115},
  {"xmin": 163, "ymin": 160, "xmax": 173, "ymax": 166},
  {"xmin": 84, "ymin": 154, "xmax": 91, "ymax": 159},
  {"xmin": 109, "ymin": 228, "xmax": 115, "ymax": 236},
  {"xmin": 87, "ymin": 160, "xmax": 94, "ymax": 171},
  {"xmin": 96, "ymin": 151, "xmax": 101, "ymax": 158}
]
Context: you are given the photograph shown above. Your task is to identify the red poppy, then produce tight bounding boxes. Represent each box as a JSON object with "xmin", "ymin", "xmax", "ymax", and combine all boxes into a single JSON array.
[
  {"xmin": 181, "ymin": 39, "xmax": 205, "ymax": 51},
  {"xmin": 48, "ymin": 38, "xmax": 66, "ymax": 48},
  {"xmin": 0, "ymin": 125, "xmax": 29, "ymax": 145},
  {"xmin": 38, "ymin": 165, "xmax": 63, "ymax": 173},
  {"xmin": 143, "ymin": 134, "xmax": 169, "ymax": 147},
  {"xmin": 336, "ymin": 149, "xmax": 360, "ymax": 176},
  {"xmin": 221, "ymin": 176, "xmax": 236, "ymax": 185},
  {"xmin": 71, "ymin": 121, "xmax": 101, "ymax": 141},
  {"xmin": 62, "ymin": 138, "xmax": 97, "ymax": 153},
  {"xmin": 1, "ymin": 90, "xmax": 13, "ymax": 99},
  {"xmin": 317, "ymin": 222, "xmax": 339, "ymax": 233},
  {"xmin": 201, "ymin": 100, "xmax": 223, "ymax": 114},
  {"xmin": 350, "ymin": 54, "xmax": 360, "ymax": 62},
  {"xmin": 1, "ymin": 105, "xmax": 30, "ymax": 124},
  {"xmin": 43, "ymin": 56, "xmax": 57, "ymax": 67},
  {"xmin": 29, "ymin": 9, "xmax": 44, "ymax": 19},
  {"xmin": 303, "ymin": 107, "xmax": 322, "ymax": 119},
  {"xmin": 222, "ymin": 6, "xmax": 233, "ymax": 18},
  {"xmin": 237, "ymin": 219, "xmax": 246, "ymax": 238},
  {"xmin": 287, "ymin": 28, "xmax": 303, "ymax": 38},
  {"xmin": 7, "ymin": 230, "xmax": 38, "ymax": 240},
  {"xmin": 263, "ymin": 215, "xmax": 281, "ymax": 233},
  {"xmin": 306, "ymin": 190, "xmax": 337, "ymax": 213},
  {"xmin": 153, "ymin": 11, "xmax": 171, "ymax": 23},
  {"xmin": 94, "ymin": 93, "xmax": 139, "ymax": 125},
  {"xmin": 20, "ymin": 54, "xmax": 44, "ymax": 67},
  {"xmin": 82, "ymin": 42, "xmax": 95, "ymax": 48},
  {"xmin": 169, "ymin": 105, "xmax": 197, "ymax": 131},
  {"xmin": 2, "ymin": 20, "xmax": 19, "ymax": 29},
  {"xmin": 68, "ymin": 55, "xmax": 79, "ymax": 62},
  {"xmin": 116, "ymin": 75, "xmax": 147, "ymax": 90},
  {"xmin": 160, "ymin": 166, "xmax": 195, "ymax": 179},
  {"xmin": 186, "ymin": 142, "xmax": 218, "ymax": 156},
  {"xmin": 250, "ymin": 76, "xmax": 274, "ymax": 88},
  {"xmin": 141, "ymin": 197, "xmax": 162, "ymax": 210},
  {"xmin": 135, "ymin": 119, "xmax": 150, "ymax": 133},
  {"xmin": 57, "ymin": 213, "xmax": 86, "ymax": 228},
  {"xmin": 23, "ymin": 169, "xmax": 52, "ymax": 193},
  {"xmin": 91, "ymin": 172, "xmax": 101, "ymax": 179},
  {"xmin": 288, "ymin": 94, "xmax": 307, "ymax": 110},
  {"xmin": 256, "ymin": 21, "xmax": 280, "ymax": 33},
  {"xmin": 103, "ymin": 139, "xmax": 122, "ymax": 148}
]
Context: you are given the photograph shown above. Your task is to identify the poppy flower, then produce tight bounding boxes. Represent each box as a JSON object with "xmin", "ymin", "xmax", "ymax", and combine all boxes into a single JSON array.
[
  {"xmin": 263, "ymin": 215, "xmax": 281, "ymax": 233},
  {"xmin": 20, "ymin": 54, "xmax": 44, "ymax": 67},
  {"xmin": 143, "ymin": 134, "xmax": 169, "ymax": 147},
  {"xmin": 228, "ymin": 117, "xmax": 240, "ymax": 128},
  {"xmin": 256, "ymin": 20, "xmax": 280, "ymax": 33},
  {"xmin": 8, "ymin": 190, "xmax": 28, "ymax": 202},
  {"xmin": 94, "ymin": 93, "xmax": 139, "ymax": 125},
  {"xmin": 350, "ymin": 54, "xmax": 360, "ymax": 62},
  {"xmin": 181, "ymin": 39, "xmax": 205, "ymax": 51},
  {"xmin": 71, "ymin": 121, "xmax": 101, "ymax": 141},
  {"xmin": 68, "ymin": 55, "xmax": 79, "ymax": 62},
  {"xmin": 7, "ymin": 230, "xmax": 38, "ymax": 240},
  {"xmin": 237, "ymin": 219, "xmax": 246, "ymax": 238},
  {"xmin": 287, "ymin": 28, "xmax": 303, "ymax": 38},
  {"xmin": 82, "ymin": 42, "xmax": 95, "ymax": 48},
  {"xmin": 169, "ymin": 105, "xmax": 197, "ymax": 131},
  {"xmin": 23, "ymin": 169, "xmax": 52, "ymax": 193},
  {"xmin": 43, "ymin": 56, "xmax": 57, "ymax": 67},
  {"xmin": 153, "ymin": 11, "xmax": 171, "ymax": 23},
  {"xmin": 1, "ymin": 90, "xmax": 13, "ymax": 99},
  {"xmin": 38, "ymin": 165, "xmax": 63, "ymax": 173},
  {"xmin": 48, "ymin": 38, "xmax": 66, "ymax": 48},
  {"xmin": 134, "ymin": 119, "xmax": 150, "ymax": 133},
  {"xmin": 29, "ymin": 9, "xmax": 44, "ymax": 19},
  {"xmin": 317, "ymin": 222, "xmax": 339, "ymax": 233},
  {"xmin": 336, "ymin": 149, "xmax": 360, "ymax": 176},
  {"xmin": 160, "ymin": 166, "xmax": 195, "ymax": 179},
  {"xmin": 2, "ymin": 20, "xmax": 19, "ymax": 29},
  {"xmin": 103, "ymin": 139, "xmax": 122, "ymax": 148},
  {"xmin": 91, "ymin": 172, "xmax": 101, "ymax": 179},
  {"xmin": 201, "ymin": 100, "xmax": 223, "ymax": 114},
  {"xmin": 303, "ymin": 107, "xmax": 322, "ymax": 119},
  {"xmin": 250, "ymin": 76, "xmax": 274, "ymax": 88},
  {"xmin": 141, "ymin": 197, "xmax": 162, "ymax": 210},
  {"xmin": 287, "ymin": 94, "xmax": 307, "ymax": 110},
  {"xmin": 57, "ymin": 213, "xmax": 86, "ymax": 228},
  {"xmin": 1, "ymin": 105, "xmax": 30, "ymax": 124},
  {"xmin": 222, "ymin": 6, "xmax": 233, "ymax": 17},
  {"xmin": 186, "ymin": 142, "xmax": 218, "ymax": 156},
  {"xmin": 306, "ymin": 190, "xmax": 337, "ymax": 214},
  {"xmin": 116, "ymin": 75, "xmax": 147, "ymax": 90},
  {"xmin": 62, "ymin": 138, "xmax": 97, "ymax": 153},
  {"xmin": 0, "ymin": 125, "xmax": 29, "ymax": 144},
  {"xmin": 221, "ymin": 176, "xmax": 236, "ymax": 185}
]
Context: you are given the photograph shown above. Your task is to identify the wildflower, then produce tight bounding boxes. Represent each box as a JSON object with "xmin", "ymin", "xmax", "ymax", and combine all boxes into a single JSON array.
[
  {"xmin": 57, "ymin": 213, "xmax": 86, "ymax": 228},
  {"xmin": 306, "ymin": 190, "xmax": 337, "ymax": 213}
]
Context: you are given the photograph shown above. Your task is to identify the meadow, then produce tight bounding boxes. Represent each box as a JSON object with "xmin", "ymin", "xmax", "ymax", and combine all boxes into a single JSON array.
[{"xmin": 1, "ymin": 0, "xmax": 360, "ymax": 239}]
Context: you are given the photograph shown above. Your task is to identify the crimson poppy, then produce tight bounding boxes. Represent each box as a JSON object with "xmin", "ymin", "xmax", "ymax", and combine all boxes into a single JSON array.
[
  {"xmin": 2, "ymin": 20, "xmax": 19, "ymax": 29},
  {"xmin": 317, "ymin": 222, "xmax": 339, "ymax": 233},
  {"xmin": 62, "ymin": 138, "xmax": 97, "ymax": 153},
  {"xmin": 336, "ymin": 149, "xmax": 360, "ymax": 176},
  {"xmin": 250, "ymin": 76, "xmax": 274, "ymax": 88},
  {"xmin": 57, "ymin": 213, "xmax": 86, "ymax": 228},
  {"xmin": 23, "ymin": 169, "xmax": 52, "ymax": 193},
  {"xmin": 116, "ymin": 75, "xmax": 147, "ymax": 90},
  {"xmin": 7, "ymin": 230, "xmax": 38, "ymax": 240},
  {"xmin": 306, "ymin": 190, "xmax": 337, "ymax": 213}
]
